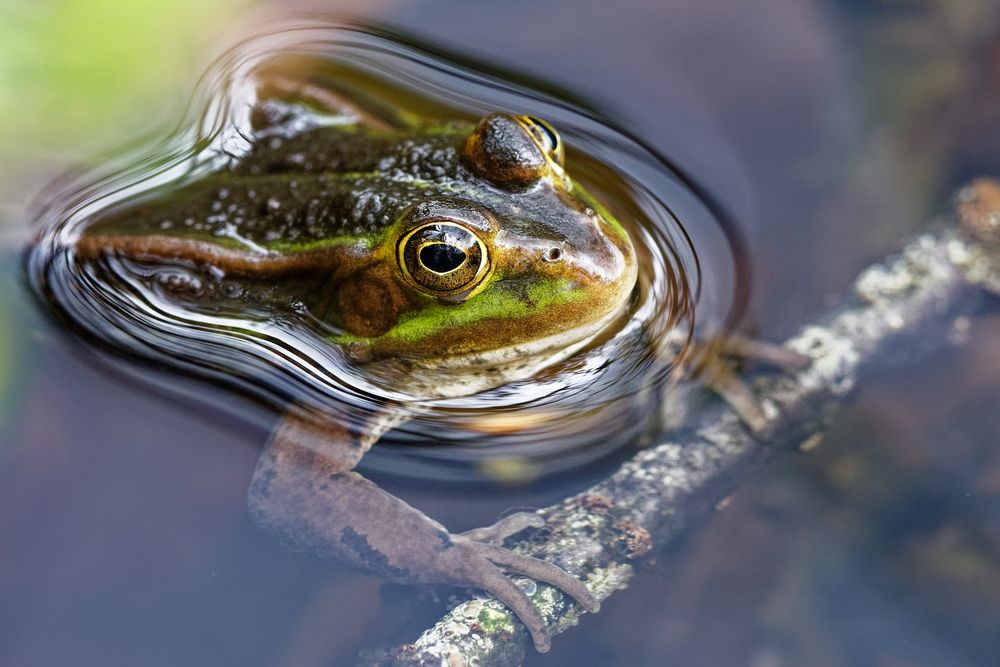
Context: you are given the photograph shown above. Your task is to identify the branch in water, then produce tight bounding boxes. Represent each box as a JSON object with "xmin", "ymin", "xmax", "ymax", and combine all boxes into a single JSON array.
[{"xmin": 361, "ymin": 179, "xmax": 1000, "ymax": 667}]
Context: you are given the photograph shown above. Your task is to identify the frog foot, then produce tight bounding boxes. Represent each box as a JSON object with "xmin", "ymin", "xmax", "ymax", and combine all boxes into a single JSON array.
[
  {"xmin": 434, "ymin": 532, "xmax": 599, "ymax": 652},
  {"xmin": 249, "ymin": 428, "xmax": 597, "ymax": 653},
  {"xmin": 689, "ymin": 334, "xmax": 811, "ymax": 438},
  {"xmin": 701, "ymin": 362, "xmax": 773, "ymax": 436},
  {"xmin": 712, "ymin": 333, "xmax": 812, "ymax": 372}
]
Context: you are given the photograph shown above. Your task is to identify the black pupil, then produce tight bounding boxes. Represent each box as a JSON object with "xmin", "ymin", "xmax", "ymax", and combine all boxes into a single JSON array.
[
  {"xmin": 420, "ymin": 244, "xmax": 467, "ymax": 273},
  {"xmin": 528, "ymin": 117, "xmax": 558, "ymax": 151}
]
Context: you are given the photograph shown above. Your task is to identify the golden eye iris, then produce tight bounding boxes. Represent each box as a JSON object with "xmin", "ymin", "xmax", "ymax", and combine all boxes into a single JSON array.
[
  {"xmin": 519, "ymin": 115, "xmax": 564, "ymax": 166},
  {"xmin": 399, "ymin": 221, "xmax": 489, "ymax": 296}
]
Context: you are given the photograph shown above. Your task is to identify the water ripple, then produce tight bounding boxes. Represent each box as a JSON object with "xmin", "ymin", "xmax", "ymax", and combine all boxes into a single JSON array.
[{"xmin": 26, "ymin": 21, "xmax": 745, "ymax": 481}]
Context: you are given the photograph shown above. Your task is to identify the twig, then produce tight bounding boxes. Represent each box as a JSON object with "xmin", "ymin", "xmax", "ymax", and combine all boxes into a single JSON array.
[{"xmin": 361, "ymin": 179, "xmax": 1000, "ymax": 667}]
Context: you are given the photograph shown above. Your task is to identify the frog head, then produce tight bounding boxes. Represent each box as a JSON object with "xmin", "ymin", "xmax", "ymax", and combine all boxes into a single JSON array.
[
  {"xmin": 343, "ymin": 113, "xmax": 637, "ymax": 381},
  {"xmin": 71, "ymin": 108, "xmax": 637, "ymax": 392}
]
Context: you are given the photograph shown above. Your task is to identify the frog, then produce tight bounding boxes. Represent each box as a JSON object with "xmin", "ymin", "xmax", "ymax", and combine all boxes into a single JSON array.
[{"xmin": 69, "ymin": 69, "xmax": 639, "ymax": 652}]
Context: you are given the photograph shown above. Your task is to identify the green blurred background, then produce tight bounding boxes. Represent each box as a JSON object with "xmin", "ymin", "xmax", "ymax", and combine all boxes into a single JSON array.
[
  {"xmin": 0, "ymin": 0, "xmax": 256, "ymax": 453},
  {"xmin": 0, "ymin": 0, "xmax": 248, "ymax": 220}
]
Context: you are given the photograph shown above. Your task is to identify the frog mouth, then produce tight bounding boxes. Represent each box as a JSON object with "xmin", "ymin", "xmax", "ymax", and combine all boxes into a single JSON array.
[{"xmin": 361, "ymin": 301, "xmax": 631, "ymax": 400}]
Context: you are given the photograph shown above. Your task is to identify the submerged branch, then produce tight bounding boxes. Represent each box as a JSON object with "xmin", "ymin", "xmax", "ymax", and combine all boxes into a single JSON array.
[{"xmin": 362, "ymin": 180, "xmax": 1000, "ymax": 667}]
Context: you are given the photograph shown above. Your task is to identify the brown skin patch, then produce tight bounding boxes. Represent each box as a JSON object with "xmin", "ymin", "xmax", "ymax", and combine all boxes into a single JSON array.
[
  {"xmin": 75, "ymin": 234, "xmax": 348, "ymax": 276},
  {"xmin": 337, "ymin": 264, "xmax": 413, "ymax": 337},
  {"xmin": 367, "ymin": 296, "xmax": 621, "ymax": 359},
  {"xmin": 462, "ymin": 113, "xmax": 548, "ymax": 187}
]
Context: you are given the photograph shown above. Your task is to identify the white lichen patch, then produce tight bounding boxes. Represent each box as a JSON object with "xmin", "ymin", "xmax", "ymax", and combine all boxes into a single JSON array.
[
  {"xmin": 884, "ymin": 310, "xmax": 905, "ymax": 330},
  {"xmin": 947, "ymin": 237, "xmax": 972, "ymax": 265},
  {"xmin": 587, "ymin": 562, "xmax": 634, "ymax": 598},
  {"xmin": 788, "ymin": 325, "xmax": 859, "ymax": 396},
  {"xmin": 409, "ymin": 595, "xmax": 521, "ymax": 665},
  {"xmin": 458, "ymin": 600, "xmax": 483, "ymax": 620},
  {"xmin": 856, "ymin": 261, "xmax": 917, "ymax": 304},
  {"xmin": 756, "ymin": 399, "xmax": 780, "ymax": 428},
  {"xmin": 657, "ymin": 464, "xmax": 695, "ymax": 491},
  {"xmin": 951, "ymin": 238, "xmax": 1000, "ymax": 295},
  {"xmin": 442, "ymin": 621, "xmax": 470, "ymax": 638},
  {"xmin": 446, "ymin": 649, "xmax": 468, "ymax": 667}
]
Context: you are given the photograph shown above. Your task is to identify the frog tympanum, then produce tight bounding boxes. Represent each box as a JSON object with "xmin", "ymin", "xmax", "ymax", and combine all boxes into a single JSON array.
[{"xmin": 61, "ymin": 68, "xmax": 646, "ymax": 651}]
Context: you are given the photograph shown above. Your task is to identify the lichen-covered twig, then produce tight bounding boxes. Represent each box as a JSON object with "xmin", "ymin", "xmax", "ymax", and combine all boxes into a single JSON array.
[{"xmin": 361, "ymin": 179, "xmax": 1000, "ymax": 667}]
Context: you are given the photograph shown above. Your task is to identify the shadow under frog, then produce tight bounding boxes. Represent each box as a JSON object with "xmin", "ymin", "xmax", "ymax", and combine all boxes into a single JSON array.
[{"xmin": 64, "ymin": 71, "xmax": 641, "ymax": 651}]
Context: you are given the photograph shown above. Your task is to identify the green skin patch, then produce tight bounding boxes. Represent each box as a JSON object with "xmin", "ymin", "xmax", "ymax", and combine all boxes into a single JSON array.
[
  {"xmin": 79, "ymin": 108, "xmax": 635, "ymax": 366},
  {"xmin": 264, "ymin": 236, "xmax": 374, "ymax": 255},
  {"xmin": 386, "ymin": 276, "xmax": 585, "ymax": 343},
  {"xmin": 331, "ymin": 276, "xmax": 587, "ymax": 348}
]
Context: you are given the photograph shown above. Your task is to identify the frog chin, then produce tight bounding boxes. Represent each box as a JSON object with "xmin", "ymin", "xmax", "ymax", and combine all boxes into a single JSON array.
[{"xmin": 367, "ymin": 303, "xmax": 628, "ymax": 400}]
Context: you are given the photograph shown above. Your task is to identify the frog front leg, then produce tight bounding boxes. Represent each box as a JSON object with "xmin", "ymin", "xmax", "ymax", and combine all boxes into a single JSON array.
[{"xmin": 247, "ymin": 408, "xmax": 599, "ymax": 653}]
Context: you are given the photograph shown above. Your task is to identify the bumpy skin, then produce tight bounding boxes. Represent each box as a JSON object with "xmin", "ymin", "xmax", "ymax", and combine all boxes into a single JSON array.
[{"xmin": 75, "ymin": 72, "xmax": 636, "ymax": 651}]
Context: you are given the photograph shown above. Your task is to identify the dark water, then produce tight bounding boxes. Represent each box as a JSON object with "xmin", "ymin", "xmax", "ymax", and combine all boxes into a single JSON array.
[{"xmin": 3, "ymin": 2, "xmax": 1000, "ymax": 666}]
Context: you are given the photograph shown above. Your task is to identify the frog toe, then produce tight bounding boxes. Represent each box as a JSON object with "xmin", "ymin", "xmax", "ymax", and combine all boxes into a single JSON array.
[
  {"xmin": 443, "ymin": 538, "xmax": 598, "ymax": 652},
  {"xmin": 459, "ymin": 511, "xmax": 544, "ymax": 545},
  {"xmin": 467, "ymin": 560, "xmax": 553, "ymax": 652},
  {"xmin": 475, "ymin": 542, "xmax": 599, "ymax": 613}
]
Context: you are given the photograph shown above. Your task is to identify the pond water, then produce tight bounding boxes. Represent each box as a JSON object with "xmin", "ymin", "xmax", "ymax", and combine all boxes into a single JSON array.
[
  {"xmin": 26, "ymin": 24, "xmax": 724, "ymax": 484},
  {"xmin": 2, "ymin": 2, "xmax": 1000, "ymax": 666}
]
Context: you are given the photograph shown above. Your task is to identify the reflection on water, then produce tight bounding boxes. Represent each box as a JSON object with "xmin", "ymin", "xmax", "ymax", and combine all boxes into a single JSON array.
[{"xmin": 27, "ymin": 22, "xmax": 742, "ymax": 483}]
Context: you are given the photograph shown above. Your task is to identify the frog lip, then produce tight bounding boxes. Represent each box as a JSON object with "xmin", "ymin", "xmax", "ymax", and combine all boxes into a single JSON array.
[{"xmin": 367, "ymin": 303, "xmax": 630, "ymax": 400}]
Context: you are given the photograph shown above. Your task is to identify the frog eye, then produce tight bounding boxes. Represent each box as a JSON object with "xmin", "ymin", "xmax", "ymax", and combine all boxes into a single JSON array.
[
  {"xmin": 518, "ymin": 115, "xmax": 564, "ymax": 166},
  {"xmin": 462, "ymin": 112, "xmax": 549, "ymax": 187},
  {"xmin": 398, "ymin": 221, "xmax": 490, "ymax": 297}
]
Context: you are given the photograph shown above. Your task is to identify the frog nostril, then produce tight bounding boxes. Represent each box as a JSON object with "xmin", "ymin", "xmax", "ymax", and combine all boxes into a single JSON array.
[{"xmin": 543, "ymin": 247, "xmax": 563, "ymax": 262}]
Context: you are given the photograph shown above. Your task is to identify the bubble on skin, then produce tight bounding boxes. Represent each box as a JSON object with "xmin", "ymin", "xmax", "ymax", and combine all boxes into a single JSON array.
[{"xmin": 515, "ymin": 578, "xmax": 537, "ymax": 596}]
